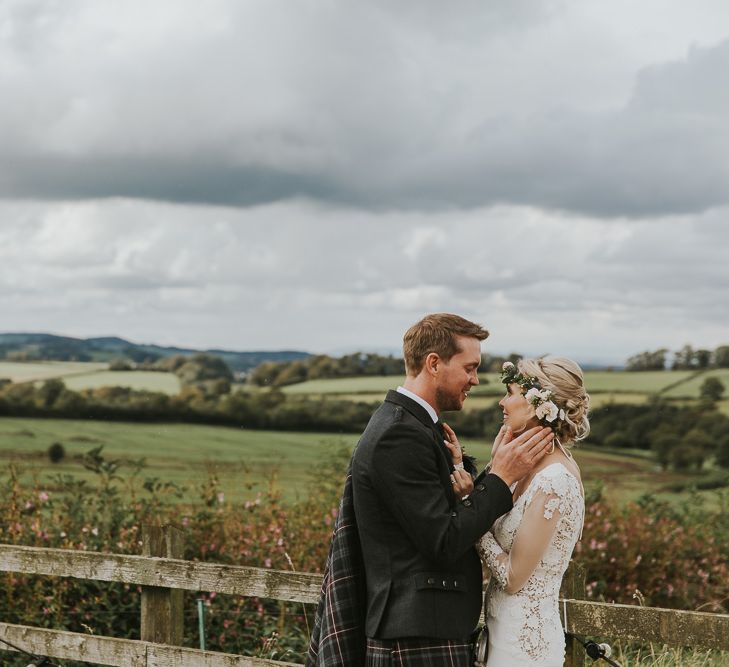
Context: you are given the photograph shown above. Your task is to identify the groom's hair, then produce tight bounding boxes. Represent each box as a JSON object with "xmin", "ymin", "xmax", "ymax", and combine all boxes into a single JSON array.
[{"xmin": 403, "ymin": 313, "xmax": 489, "ymax": 376}]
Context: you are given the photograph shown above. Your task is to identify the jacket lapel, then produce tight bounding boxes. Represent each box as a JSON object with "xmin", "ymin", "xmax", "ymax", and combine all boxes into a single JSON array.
[{"xmin": 384, "ymin": 390, "xmax": 454, "ymax": 484}]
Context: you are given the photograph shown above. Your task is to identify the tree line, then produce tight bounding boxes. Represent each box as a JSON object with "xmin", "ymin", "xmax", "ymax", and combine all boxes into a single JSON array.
[
  {"xmin": 248, "ymin": 352, "xmax": 406, "ymax": 386},
  {"xmin": 0, "ymin": 376, "xmax": 492, "ymax": 439},
  {"xmin": 626, "ymin": 344, "xmax": 729, "ymax": 371},
  {"xmin": 247, "ymin": 352, "xmax": 526, "ymax": 387}
]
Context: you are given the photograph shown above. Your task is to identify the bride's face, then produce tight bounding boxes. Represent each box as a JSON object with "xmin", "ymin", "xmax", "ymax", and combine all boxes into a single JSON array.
[{"xmin": 499, "ymin": 383, "xmax": 539, "ymax": 435}]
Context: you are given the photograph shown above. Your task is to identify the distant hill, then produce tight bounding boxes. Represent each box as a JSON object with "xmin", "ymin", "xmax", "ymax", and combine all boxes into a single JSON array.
[{"xmin": 0, "ymin": 333, "xmax": 311, "ymax": 373}]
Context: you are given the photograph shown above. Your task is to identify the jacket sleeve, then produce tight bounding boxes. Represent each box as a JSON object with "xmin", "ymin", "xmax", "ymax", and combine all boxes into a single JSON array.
[{"xmin": 371, "ymin": 423, "xmax": 513, "ymax": 567}]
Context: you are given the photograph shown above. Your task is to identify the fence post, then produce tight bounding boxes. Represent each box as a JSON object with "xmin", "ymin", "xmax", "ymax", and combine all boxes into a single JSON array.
[
  {"xmin": 561, "ymin": 560, "xmax": 585, "ymax": 667},
  {"xmin": 141, "ymin": 524, "xmax": 184, "ymax": 646}
]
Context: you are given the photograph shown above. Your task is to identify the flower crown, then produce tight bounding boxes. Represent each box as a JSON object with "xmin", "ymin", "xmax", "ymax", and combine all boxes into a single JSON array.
[{"xmin": 500, "ymin": 361, "xmax": 566, "ymax": 426}]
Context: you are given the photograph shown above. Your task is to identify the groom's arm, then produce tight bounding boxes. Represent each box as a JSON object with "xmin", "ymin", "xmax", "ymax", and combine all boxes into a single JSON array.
[{"xmin": 371, "ymin": 423, "xmax": 513, "ymax": 567}]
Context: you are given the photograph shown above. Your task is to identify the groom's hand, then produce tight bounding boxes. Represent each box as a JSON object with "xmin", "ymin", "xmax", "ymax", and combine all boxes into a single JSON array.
[{"xmin": 489, "ymin": 426, "xmax": 554, "ymax": 488}]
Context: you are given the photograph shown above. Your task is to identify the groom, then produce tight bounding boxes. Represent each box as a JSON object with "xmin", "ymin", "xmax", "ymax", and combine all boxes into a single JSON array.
[{"xmin": 353, "ymin": 313, "xmax": 554, "ymax": 666}]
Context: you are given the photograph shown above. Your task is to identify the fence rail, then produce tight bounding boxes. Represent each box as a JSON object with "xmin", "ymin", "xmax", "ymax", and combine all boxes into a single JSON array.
[
  {"xmin": 2, "ymin": 529, "xmax": 728, "ymax": 666},
  {"xmin": 0, "ymin": 543, "xmax": 321, "ymax": 603}
]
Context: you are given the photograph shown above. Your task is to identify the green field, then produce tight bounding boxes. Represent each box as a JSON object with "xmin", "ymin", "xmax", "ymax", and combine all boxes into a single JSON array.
[
  {"xmin": 1, "ymin": 416, "xmax": 723, "ymax": 508},
  {"xmin": 0, "ymin": 416, "xmax": 358, "ymax": 503},
  {"xmin": 5, "ymin": 362, "xmax": 726, "ymax": 405},
  {"xmin": 62, "ymin": 370, "xmax": 181, "ymax": 394},
  {"xmin": 280, "ymin": 369, "xmax": 709, "ymax": 397},
  {"xmin": 660, "ymin": 368, "xmax": 729, "ymax": 398},
  {"xmin": 0, "ymin": 361, "xmax": 181, "ymax": 394},
  {"xmin": 0, "ymin": 360, "xmax": 107, "ymax": 382}
]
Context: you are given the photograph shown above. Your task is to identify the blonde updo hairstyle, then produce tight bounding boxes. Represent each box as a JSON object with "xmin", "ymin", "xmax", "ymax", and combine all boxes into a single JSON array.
[{"xmin": 517, "ymin": 356, "xmax": 590, "ymax": 446}]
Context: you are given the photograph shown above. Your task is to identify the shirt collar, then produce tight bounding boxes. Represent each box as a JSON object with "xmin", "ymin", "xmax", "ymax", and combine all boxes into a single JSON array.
[{"xmin": 396, "ymin": 386, "xmax": 438, "ymax": 423}]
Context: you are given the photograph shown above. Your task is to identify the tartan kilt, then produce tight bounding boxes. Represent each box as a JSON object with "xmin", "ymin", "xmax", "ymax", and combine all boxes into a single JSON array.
[{"xmin": 365, "ymin": 637, "xmax": 473, "ymax": 667}]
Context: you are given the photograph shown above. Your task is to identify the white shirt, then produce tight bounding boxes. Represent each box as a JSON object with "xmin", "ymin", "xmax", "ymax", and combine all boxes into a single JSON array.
[{"xmin": 396, "ymin": 386, "xmax": 438, "ymax": 423}]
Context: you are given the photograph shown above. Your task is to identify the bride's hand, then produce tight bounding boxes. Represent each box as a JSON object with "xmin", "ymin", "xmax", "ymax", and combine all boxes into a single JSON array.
[
  {"xmin": 442, "ymin": 422, "xmax": 463, "ymax": 465},
  {"xmin": 491, "ymin": 424, "xmax": 513, "ymax": 461},
  {"xmin": 451, "ymin": 469, "xmax": 474, "ymax": 499}
]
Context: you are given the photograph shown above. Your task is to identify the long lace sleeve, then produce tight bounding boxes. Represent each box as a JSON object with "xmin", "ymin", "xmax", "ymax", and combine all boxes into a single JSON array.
[{"xmin": 478, "ymin": 486, "xmax": 565, "ymax": 594}]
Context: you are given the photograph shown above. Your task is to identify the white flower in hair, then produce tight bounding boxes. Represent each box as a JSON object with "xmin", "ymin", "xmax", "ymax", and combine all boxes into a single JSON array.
[
  {"xmin": 539, "ymin": 389, "xmax": 553, "ymax": 401},
  {"xmin": 536, "ymin": 401, "xmax": 559, "ymax": 422},
  {"xmin": 559, "ymin": 408, "xmax": 566, "ymax": 420},
  {"xmin": 525, "ymin": 387, "xmax": 541, "ymax": 402}
]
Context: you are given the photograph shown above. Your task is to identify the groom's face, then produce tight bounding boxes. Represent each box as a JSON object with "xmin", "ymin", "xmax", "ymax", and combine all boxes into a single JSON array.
[{"xmin": 434, "ymin": 335, "xmax": 481, "ymax": 413}]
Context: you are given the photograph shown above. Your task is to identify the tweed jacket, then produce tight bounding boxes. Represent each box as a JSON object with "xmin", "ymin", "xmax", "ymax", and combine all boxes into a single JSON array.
[{"xmin": 352, "ymin": 390, "xmax": 513, "ymax": 640}]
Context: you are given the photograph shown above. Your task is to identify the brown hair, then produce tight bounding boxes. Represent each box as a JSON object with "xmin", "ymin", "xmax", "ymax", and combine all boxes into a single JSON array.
[
  {"xmin": 403, "ymin": 313, "xmax": 489, "ymax": 376},
  {"xmin": 517, "ymin": 356, "xmax": 591, "ymax": 446}
]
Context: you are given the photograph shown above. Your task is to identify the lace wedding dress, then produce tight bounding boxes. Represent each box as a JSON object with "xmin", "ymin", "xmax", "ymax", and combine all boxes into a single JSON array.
[{"xmin": 478, "ymin": 462, "xmax": 584, "ymax": 666}]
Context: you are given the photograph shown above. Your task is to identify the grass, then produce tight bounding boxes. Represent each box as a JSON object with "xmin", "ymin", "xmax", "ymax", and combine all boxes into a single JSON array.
[
  {"xmin": 0, "ymin": 361, "xmax": 180, "ymax": 394},
  {"xmin": 62, "ymin": 370, "xmax": 181, "ymax": 394},
  {"xmin": 606, "ymin": 642, "xmax": 729, "ymax": 666},
  {"xmin": 0, "ymin": 360, "xmax": 107, "ymax": 382},
  {"xmin": 583, "ymin": 370, "xmax": 696, "ymax": 393},
  {"xmin": 2, "ymin": 416, "xmax": 724, "ymax": 508},
  {"xmin": 661, "ymin": 368, "xmax": 729, "ymax": 398},
  {"xmin": 279, "ymin": 369, "xmax": 707, "ymax": 397},
  {"xmin": 0, "ymin": 416, "xmax": 358, "ymax": 503}
]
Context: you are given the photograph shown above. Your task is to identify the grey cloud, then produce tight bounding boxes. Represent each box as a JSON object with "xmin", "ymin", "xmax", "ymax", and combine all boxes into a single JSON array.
[
  {"xmin": 4, "ymin": 155, "xmax": 344, "ymax": 207},
  {"xmin": 2, "ymin": 2, "xmax": 729, "ymax": 216},
  {"xmin": 3, "ymin": 199, "xmax": 726, "ymax": 364}
]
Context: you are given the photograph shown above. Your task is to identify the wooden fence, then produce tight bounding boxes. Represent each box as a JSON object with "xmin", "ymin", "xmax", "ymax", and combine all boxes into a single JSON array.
[{"xmin": 1, "ymin": 525, "xmax": 728, "ymax": 666}]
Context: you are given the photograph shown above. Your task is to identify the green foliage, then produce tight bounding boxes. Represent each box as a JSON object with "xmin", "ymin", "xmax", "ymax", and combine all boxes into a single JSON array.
[
  {"xmin": 672, "ymin": 344, "xmax": 714, "ymax": 370},
  {"xmin": 578, "ymin": 491, "xmax": 729, "ymax": 612},
  {"xmin": 626, "ymin": 348, "xmax": 668, "ymax": 371},
  {"xmin": 249, "ymin": 352, "xmax": 405, "ymax": 387},
  {"xmin": 47, "ymin": 441, "xmax": 65, "ymax": 463},
  {"xmin": 714, "ymin": 345, "xmax": 729, "ymax": 368},
  {"xmin": 109, "ymin": 358, "xmax": 133, "ymax": 371},
  {"xmin": 587, "ymin": 399, "xmax": 729, "ymax": 471},
  {"xmin": 714, "ymin": 434, "xmax": 729, "ymax": 470},
  {"xmin": 700, "ymin": 377, "xmax": 725, "ymax": 402},
  {"xmin": 0, "ymin": 447, "xmax": 342, "ymax": 664},
  {"xmin": 1, "ymin": 447, "xmax": 728, "ymax": 665},
  {"xmin": 37, "ymin": 378, "xmax": 65, "ymax": 408},
  {"xmin": 0, "ymin": 379, "xmax": 492, "ymax": 437}
]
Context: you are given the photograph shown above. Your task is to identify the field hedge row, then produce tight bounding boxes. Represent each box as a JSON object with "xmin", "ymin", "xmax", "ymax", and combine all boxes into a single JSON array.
[{"xmin": 3, "ymin": 379, "xmax": 729, "ymax": 469}]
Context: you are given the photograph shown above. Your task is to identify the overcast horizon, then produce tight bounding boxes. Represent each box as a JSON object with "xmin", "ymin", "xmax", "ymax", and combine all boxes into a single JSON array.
[{"xmin": 2, "ymin": 1, "xmax": 728, "ymax": 366}]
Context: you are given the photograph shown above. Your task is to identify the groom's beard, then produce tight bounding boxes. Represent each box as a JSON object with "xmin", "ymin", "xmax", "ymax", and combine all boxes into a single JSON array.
[{"xmin": 435, "ymin": 386, "xmax": 462, "ymax": 413}]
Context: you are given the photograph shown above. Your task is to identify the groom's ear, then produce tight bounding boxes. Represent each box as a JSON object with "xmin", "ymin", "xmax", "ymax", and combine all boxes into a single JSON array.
[{"xmin": 424, "ymin": 352, "xmax": 441, "ymax": 377}]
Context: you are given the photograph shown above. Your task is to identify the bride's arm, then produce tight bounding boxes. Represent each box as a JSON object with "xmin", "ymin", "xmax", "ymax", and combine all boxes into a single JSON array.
[{"xmin": 478, "ymin": 488, "xmax": 564, "ymax": 595}]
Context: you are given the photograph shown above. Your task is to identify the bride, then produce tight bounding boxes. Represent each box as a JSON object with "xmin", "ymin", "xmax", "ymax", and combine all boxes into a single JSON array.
[{"xmin": 479, "ymin": 357, "xmax": 590, "ymax": 666}]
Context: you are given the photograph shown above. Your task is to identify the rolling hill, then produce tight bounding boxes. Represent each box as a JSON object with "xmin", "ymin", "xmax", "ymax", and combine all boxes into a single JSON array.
[{"xmin": 0, "ymin": 332, "xmax": 310, "ymax": 373}]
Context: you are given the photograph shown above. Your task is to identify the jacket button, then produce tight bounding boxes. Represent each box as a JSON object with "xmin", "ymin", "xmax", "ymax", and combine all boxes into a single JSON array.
[
  {"xmin": 475, "ymin": 484, "xmax": 485, "ymax": 492},
  {"xmin": 454, "ymin": 580, "xmax": 459, "ymax": 587},
  {"xmin": 463, "ymin": 499, "xmax": 472, "ymax": 507},
  {"xmin": 442, "ymin": 580, "xmax": 447, "ymax": 587},
  {"xmin": 427, "ymin": 577, "xmax": 435, "ymax": 585},
  {"xmin": 451, "ymin": 511, "xmax": 457, "ymax": 517}
]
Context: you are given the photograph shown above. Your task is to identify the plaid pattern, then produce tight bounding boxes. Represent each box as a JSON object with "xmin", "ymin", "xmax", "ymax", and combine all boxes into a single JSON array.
[
  {"xmin": 365, "ymin": 637, "xmax": 473, "ymax": 667},
  {"xmin": 306, "ymin": 467, "xmax": 367, "ymax": 667}
]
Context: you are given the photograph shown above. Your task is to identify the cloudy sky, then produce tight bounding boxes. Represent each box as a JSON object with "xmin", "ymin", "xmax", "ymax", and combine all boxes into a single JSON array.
[{"xmin": 1, "ymin": 0, "xmax": 728, "ymax": 365}]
